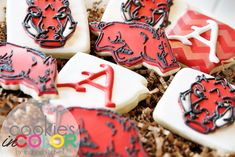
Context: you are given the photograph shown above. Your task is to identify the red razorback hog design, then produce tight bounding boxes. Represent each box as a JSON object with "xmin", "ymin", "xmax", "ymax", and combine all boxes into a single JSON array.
[
  {"xmin": 0, "ymin": 42, "xmax": 58, "ymax": 98},
  {"xmin": 121, "ymin": 0, "xmax": 173, "ymax": 27},
  {"xmin": 60, "ymin": 107, "xmax": 147, "ymax": 157},
  {"xmin": 90, "ymin": 21, "xmax": 180, "ymax": 76},
  {"xmin": 23, "ymin": 0, "xmax": 77, "ymax": 48},
  {"xmin": 179, "ymin": 75, "xmax": 235, "ymax": 134}
]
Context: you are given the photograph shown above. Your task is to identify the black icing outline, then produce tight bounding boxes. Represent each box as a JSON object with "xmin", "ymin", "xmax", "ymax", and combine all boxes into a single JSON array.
[
  {"xmin": 23, "ymin": 0, "xmax": 77, "ymax": 48},
  {"xmin": 0, "ymin": 42, "xmax": 58, "ymax": 96},
  {"xmin": 121, "ymin": 0, "xmax": 173, "ymax": 27},
  {"xmin": 93, "ymin": 21, "xmax": 178, "ymax": 71},
  {"xmin": 179, "ymin": 74, "xmax": 235, "ymax": 134},
  {"xmin": 67, "ymin": 107, "xmax": 147, "ymax": 157}
]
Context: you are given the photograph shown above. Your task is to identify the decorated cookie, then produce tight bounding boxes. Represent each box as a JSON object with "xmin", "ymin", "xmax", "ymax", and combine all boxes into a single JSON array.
[
  {"xmin": 101, "ymin": 0, "xmax": 173, "ymax": 28},
  {"xmin": 179, "ymin": 74, "xmax": 235, "ymax": 134},
  {"xmin": 0, "ymin": 42, "xmax": 58, "ymax": 99},
  {"xmin": 60, "ymin": 107, "xmax": 147, "ymax": 156},
  {"xmin": 168, "ymin": 10, "xmax": 235, "ymax": 74},
  {"xmin": 50, "ymin": 52, "xmax": 149, "ymax": 113},
  {"xmin": 90, "ymin": 21, "xmax": 180, "ymax": 76},
  {"xmin": 7, "ymin": 0, "xmax": 90, "ymax": 58},
  {"xmin": 153, "ymin": 68, "xmax": 235, "ymax": 153}
]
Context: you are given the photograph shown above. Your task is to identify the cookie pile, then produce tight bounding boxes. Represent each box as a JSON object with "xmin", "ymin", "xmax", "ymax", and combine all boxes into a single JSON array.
[{"xmin": 0, "ymin": 0, "xmax": 235, "ymax": 156}]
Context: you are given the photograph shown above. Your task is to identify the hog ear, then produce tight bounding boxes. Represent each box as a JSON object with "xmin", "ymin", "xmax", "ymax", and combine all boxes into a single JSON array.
[{"xmin": 89, "ymin": 21, "xmax": 107, "ymax": 36}]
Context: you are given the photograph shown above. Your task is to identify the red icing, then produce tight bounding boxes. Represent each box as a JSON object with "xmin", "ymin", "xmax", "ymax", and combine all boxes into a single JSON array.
[
  {"xmin": 57, "ymin": 64, "xmax": 115, "ymax": 107},
  {"xmin": 179, "ymin": 75, "xmax": 235, "ymax": 134},
  {"xmin": 0, "ymin": 43, "xmax": 58, "ymax": 97},
  {"xmin": 169, "ymin": 10, "xmax": 235, "ymax": 74},
  {"xmin": 60, "ymin": 107, "xmax": 147, "ymax": 157},
  {"xmin": 90, "ymin": 22, "xmax": 179, "ymax": 75},
  {"xmin": 23, "ymin": 0, "xmax": 77, "ymax": 48}
]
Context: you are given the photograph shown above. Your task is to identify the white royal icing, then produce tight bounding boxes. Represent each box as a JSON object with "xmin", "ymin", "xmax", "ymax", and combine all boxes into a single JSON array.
[
  {"xmin": 168, "ymin": 20, "xmax": 220, "ymax": 63},
  {"xmin": 50, "ymin": 52, "xmax": 149, "ymax": 114}
]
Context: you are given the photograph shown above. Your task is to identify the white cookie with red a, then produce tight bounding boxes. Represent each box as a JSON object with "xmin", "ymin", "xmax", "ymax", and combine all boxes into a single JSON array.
[
  {"xmin": 50, "ymin": 52, "xmax": 149, "ymax": 114},
  {"xmin": 153, "ymin": 68, "xmax": 235, "ymax": 153}
]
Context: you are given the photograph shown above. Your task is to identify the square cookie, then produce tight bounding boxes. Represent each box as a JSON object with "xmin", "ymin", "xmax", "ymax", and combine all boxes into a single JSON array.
[
  {"xmin": 153, "ymin": 68, "xmax": 235, "ymax": 153},
  {"xmin": 7, "ymin": 0, "xmax": 90, "ymax": 58}
]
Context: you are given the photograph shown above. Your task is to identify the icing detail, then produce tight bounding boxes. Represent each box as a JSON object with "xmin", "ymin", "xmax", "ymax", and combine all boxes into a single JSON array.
[
  {"xmin": 168, "ymin": 10, "xmax": 235, "ymax": 74},
  {"xmin": 60, "ymin": 107, "xmax": 147, "ymax": 156},
  {"xmin": 179, "ymin": 74, "xmax": 235, "ymax": 134},
  {"xmin": 121, "ymin": 0, "xmax": 173, "ymax": 27},
  {"xmin": 50, "ymin": 52, "xmax": 149, "ymax": 113},
  {"xmin": 0, "ymin": 42, "xmax": 58, "ymax": 98},
  {"xmin": 57, "ymin": 64, "xmax": 115, "ymax": 108},
  {"xmin": 90, "ymin": 21, "xmax": 179, "ymax": 76},
  {"xmin": 23, "ymin": 0, "xmax": 77, "ymax": 48},
  {"xmin": 168, "ymin": 20, "xmax": 219, "ymax": 63}
]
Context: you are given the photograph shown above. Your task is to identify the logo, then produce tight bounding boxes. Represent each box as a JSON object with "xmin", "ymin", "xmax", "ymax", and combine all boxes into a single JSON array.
[{"xmin": 0, "ymin": 100, "xmax": 80, "ymax": 157}]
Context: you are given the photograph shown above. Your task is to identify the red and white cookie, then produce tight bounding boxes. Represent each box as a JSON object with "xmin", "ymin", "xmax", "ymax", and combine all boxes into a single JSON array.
[
  {"xmin": 101, "ymin": 0, "xmax": 173, "ymax": 28},
  {"xmin": 60, "ymin": 107, "xmax": 147, "ymax": 157},
  {"xmin": 153, "ymin": 68, "xmax": 235, "ymax": 153},
  {"xmin": 168, "ymin": 10, "xmax": 235, "ymax": 74},
  {"xmin": 90, "ymin": 21, "xmax": 180, "ymax": 77},
  {"xmin": 50, "ymin": 52, "xmax": 149, "ymax": 114},
  {"xmin": 7, "ymin": 0, "xmax": 90, "ymax": 58},
  {"xmin": 0, "ymin": 42, "xmax": 58, "ymax": 99}
]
